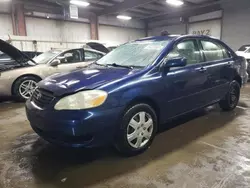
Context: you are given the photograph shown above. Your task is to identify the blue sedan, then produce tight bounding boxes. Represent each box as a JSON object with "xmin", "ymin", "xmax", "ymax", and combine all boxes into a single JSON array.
[{"xmin": 26, "ymin": 35, "xmax": 244, "ymax": 155}]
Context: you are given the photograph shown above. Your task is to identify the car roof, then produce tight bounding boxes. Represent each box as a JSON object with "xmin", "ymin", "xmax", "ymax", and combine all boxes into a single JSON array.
[
  {"xmin": 50, "ymin": 47, "xmax": 106, "ymax": 55},
  {"xmin": 134, "ymin": 34, "xmax": 219, "ymax": 42}
]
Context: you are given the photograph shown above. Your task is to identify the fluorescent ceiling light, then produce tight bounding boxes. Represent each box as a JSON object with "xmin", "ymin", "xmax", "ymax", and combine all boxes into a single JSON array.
[
  {"xmin": 117, "ymin": 15, "xmax": 132, "ymax": 20},
  {"xmin": 70, "ymin": 0, "xmax": 90, "ymax": 7},
  {"xmin": 166, "ymin": 0, "xmax": 184, "ymax": 6}
]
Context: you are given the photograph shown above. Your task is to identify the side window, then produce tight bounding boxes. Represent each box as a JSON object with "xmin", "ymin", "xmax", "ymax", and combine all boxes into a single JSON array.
[
  {"xmin": 165, "ymin": 40, "xmax": 201, "ymax": 65},
  {"xmin": 85, "ymin": 51, "xmax": 102, "ymax": 61},
  {"xmin": 220, "ymin": 45, "xmax": 231, "ymax": 59},
  {"xmin": 59, "ymin": 49, "xmax": 82, "ymax": 64},
  {"xmin": 201, "ymin": 40, "xmax": 224, "ymax": 61}
]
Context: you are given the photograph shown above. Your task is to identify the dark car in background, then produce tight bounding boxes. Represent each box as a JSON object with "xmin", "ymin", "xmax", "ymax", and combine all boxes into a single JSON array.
[
  {"xmin": 26, "ymin": 35, "xmax": 244, "ymax": 155},
  {"xmin": 0, "ymin": 51, "xmax": 41, "ymax": 64}
]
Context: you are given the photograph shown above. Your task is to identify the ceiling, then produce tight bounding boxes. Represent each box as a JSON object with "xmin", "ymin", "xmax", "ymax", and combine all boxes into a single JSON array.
[{"xmin": 19, "ymin": 0, "xmax": 223, "ymax": 22}]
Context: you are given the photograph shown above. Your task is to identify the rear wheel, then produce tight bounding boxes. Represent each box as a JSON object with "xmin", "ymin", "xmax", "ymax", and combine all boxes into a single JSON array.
[
  {"xmin": 115, "ymin": 103, "xmax": 157, "ymax": 156},
  {"xmin": 219, "ymin": 80, "xmax": 240, "ymax": 111},
  {"xmin": 13, "ymin": 76, "xmax": 40, "ymax": 101}
]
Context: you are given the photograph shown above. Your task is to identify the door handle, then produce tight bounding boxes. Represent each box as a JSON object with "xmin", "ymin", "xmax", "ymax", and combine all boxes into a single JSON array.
[
  {"xmin": 198, "ymin": 67, "xmax": 207, "ymax": 73},
  {"xmin": 227, "ymin": 62, "xmax": 233, "ymax": 67}
]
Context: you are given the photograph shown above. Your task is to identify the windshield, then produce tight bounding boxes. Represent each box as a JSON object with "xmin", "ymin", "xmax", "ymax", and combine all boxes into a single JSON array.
[
  {"xmin": 238, "ymin": 45, "xmax": 250, "ymax": 52},
  {"xmin": 245, "ymin": 48, "xmax": 250, "ymax": 53},
  {"xmin": 33, "ymin": 50, "xmax": 61, "ymax": 64},
  {"xmin": 96, "ymin": 40, "xmax": 170, "ymax": 67}
]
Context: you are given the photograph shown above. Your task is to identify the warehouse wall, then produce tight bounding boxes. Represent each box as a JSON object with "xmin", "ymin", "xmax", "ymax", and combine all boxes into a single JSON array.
[
  {"xmin": 149, "ymin": 24, "xmax": 186, "ymax": 36},
  {"xmin": 26, "ymin": 17, "xmax": 90, "ymax": 42},
  {"xmin": 0, "ymin": 14, "xmax": 13, "ymax": 36},
  {"xmin": 222, "ymin": 1, "xmax": 250, "ymax": 50},
  {"xmin": 99, "ymin": 25, "xmax": 144, "ymax": 44},
  {"xmin": 98, "ymin": 15, "xmax": 145, "ymax": 44}
]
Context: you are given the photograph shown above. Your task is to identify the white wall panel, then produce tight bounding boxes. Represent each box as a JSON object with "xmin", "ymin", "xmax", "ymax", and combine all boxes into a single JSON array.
[
  {"xmin": 189, "ymin": 10, "xmax": 222, "ymax": 23},
  {"xmin": 26, "ymin": 17, "xmax": 90, "ymax": 41},
  {"xmin": 26, "ymin": 17, "xmax": 61, "ymax": 41},
  {"xmin": 0, "ymin": 14, "xmax": 13, "ymax": 36},
  {"xmin": 60, "ymin": 21, "xmax": 90, "ymax": 42},
  {"xmin": 188, "ymin": 19, "xmax": 221, "ymax": 39},
  {"xmin": 99, "ymin": 16, "xmax": 145, "ymax": 29},
  {"xmin": 25, "ymin": 17, "xmax": 91, "ymax": 51},
  {"xmin": 99, "ymin": 25, "xmax": 145, "ymax": 44},
  {"xmin": 149, "ymin": 24, "xmax": 186, "ymax": 36},
  {"xmin": 0, "ymin": 3, "xmax": 11, "ymax": 13},
  {"xmin": 222, "ymin": 1, "xmax": 250, "ymax": 50}
]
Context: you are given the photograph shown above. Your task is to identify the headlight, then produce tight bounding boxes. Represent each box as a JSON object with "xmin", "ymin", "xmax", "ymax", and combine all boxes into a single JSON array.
[{"xmin": 54, "ymin": 90, "xmax": 108, "ymax": 110}]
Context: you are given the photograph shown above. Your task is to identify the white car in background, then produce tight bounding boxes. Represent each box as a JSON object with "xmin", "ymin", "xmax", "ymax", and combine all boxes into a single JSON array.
[
  {"xmin": 236, "ymin": 45, "xmax": 250, "ymax": 61},
  {"xmin": 236, "ymin": 45, "xmax": 250, "ymax": 78}
]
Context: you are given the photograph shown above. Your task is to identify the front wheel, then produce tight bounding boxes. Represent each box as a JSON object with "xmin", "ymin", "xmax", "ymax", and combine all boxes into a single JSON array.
[
  {"xmin": 219, "ymin": 80, "xmax": 240, "ymax": 111},
  {"xmin": 13, "ymin": 76, "xmax": 40, "ymax": 101},
  {"xmin": 114, "ymin": 104, "xmax": 157, "ymax": 156}
]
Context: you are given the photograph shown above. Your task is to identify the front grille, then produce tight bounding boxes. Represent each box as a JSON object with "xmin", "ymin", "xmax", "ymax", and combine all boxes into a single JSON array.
[{"xmin": 31, "ymin": 88, "xmax": 55, "ymax": 108}]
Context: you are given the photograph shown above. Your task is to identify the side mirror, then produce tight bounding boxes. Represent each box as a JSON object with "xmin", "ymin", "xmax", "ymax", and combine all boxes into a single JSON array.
[
  {"xmin": 165, "ymin": 57, "xmax": 187, "ymax": 68},
  {"xmin": 50, "ymin": 59, "xmax": 60, "ymax": 66}
]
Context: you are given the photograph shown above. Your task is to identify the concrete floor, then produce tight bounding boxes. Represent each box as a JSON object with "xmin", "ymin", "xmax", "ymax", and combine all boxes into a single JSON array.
[{"xmin": 0, "ymin": 87, "xmax": 250, "ymax": 188}]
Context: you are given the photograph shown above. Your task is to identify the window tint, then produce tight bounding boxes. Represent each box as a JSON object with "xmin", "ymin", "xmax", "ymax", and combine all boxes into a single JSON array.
[
  {"xmin": 201, "ymin": 40, "xmax": 224, "ymax": 61},
  {"xmin": 0, "ymin": 53, "xmax": 12, "ymax": 60},
  {"xmin": 59, "ymin": 49, "xmax": 82, "ymax": 64},
  {"xmin": 166, "ymin": 40, "xmax": 201, "ymax": 65},
  {"xmin": 85, "ymin": 51, "xmax": 102, "ymax": 61},
  {"xmin": 221, "ymin": 46, "xmax": 231, "ymax": 59}
]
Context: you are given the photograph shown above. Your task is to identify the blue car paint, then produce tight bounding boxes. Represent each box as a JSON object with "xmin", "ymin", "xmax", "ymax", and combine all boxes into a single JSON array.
[{"xmin": 25, "ymin": 35, "xmax": 243, "ymax": 147}]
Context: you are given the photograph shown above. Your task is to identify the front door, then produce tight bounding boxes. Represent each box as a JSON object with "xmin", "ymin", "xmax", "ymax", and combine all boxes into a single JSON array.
[
  {"xmin": 163, "ymin": 39, "xmax": 209, "ymax": 119},
  {"xmin": 55, "ymin": 49, "xmax": 84, "ymax": 72},
  {"xmin": 46, "ymin": 49, "xmax": 86, "ymax": 76}
]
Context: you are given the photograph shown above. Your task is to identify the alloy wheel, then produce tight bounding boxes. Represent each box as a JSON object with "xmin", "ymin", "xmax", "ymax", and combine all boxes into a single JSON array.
[
  {"xmin": 19, "ymin": 80, "xmax": 37, "ymax": 99},
  {"xmin": 127, "ymin": 111, "xmax": 154, "ymax": 149}
]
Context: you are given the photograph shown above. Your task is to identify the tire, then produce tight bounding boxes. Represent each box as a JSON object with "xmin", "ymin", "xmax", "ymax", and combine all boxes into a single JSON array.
[
  {"xmin": 219, "ymin": 80, "xmax": 240, "ymax": 111},
  {"xmin": 114, "ymin": 103, "xmax": 158, "ymax": 156},
  {"xmin": 13, "ymin": 76, "xmax": 41, "ymax": 101}
]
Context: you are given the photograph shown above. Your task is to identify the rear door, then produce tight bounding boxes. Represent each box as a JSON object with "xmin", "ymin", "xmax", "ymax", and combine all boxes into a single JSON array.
[
  {"xmin": 198, "ymin": 39, "xmax": 232, "ymax": 103},
  {"xmin": 163, "ymin": 39, "xmax": 209, "ymax": 118}
]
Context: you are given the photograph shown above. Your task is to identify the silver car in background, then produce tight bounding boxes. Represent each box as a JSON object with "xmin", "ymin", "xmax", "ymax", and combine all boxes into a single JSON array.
[{"xmin": 0, "ymin": 40, "xmax": 106, "ymax": 101}]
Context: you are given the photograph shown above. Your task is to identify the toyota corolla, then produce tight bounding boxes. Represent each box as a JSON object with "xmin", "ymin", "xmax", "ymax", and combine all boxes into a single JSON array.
[{"xmin": 26, "ymin": 35, "xmax": 244, "ymax": 155}]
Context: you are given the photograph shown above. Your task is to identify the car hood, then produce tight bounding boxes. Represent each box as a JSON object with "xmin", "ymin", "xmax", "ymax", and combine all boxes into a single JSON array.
[
  {"xmin": 0, "ymin": 39, "xmax": 36, "ymax": 64},
  {"xmin": 38, "ymin": 65, "xmax": 140, "ymax": 96},
  {"xmin": 86, "ymin": 42, "xmax": 110, "ymax": 53}
]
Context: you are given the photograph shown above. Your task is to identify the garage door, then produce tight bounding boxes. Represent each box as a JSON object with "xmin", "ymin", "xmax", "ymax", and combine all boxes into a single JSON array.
[{"xmin": 188, "ymin": 19, "xmax": 221, "ymax": 39}]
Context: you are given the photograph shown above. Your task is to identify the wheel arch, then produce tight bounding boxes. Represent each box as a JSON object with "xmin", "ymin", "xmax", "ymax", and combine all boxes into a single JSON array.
[
  {"xmin": 233, "ymin": 75, "xmax": 242, "ymax": 87},
  {"xmin": 11, "ymin": 74, "xmax": 42, "ymax": 95},
  {"xmin": 123, "ymin": 96, "xmax": 161, "ymax": 125}
]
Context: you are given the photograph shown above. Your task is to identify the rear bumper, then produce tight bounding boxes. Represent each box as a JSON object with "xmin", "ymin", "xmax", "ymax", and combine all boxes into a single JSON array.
[{"xmin": 25, "ymin": 100, "xmax": 124, "ymax": 147}]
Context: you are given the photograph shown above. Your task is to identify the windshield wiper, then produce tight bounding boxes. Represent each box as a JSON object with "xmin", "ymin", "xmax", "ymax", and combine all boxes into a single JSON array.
[
  {"xmin": 106, "ymin": 63, "xmax": 133, "ymax": 69},
  {"xmin": 93, "ymin": 62, "xmax": 107, "ymax": 67}
]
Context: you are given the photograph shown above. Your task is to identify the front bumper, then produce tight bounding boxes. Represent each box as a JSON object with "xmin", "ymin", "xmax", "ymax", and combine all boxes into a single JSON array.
[{"xmin": 25, "ymin": 100, "xmax": 124, "ymax": 147}]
